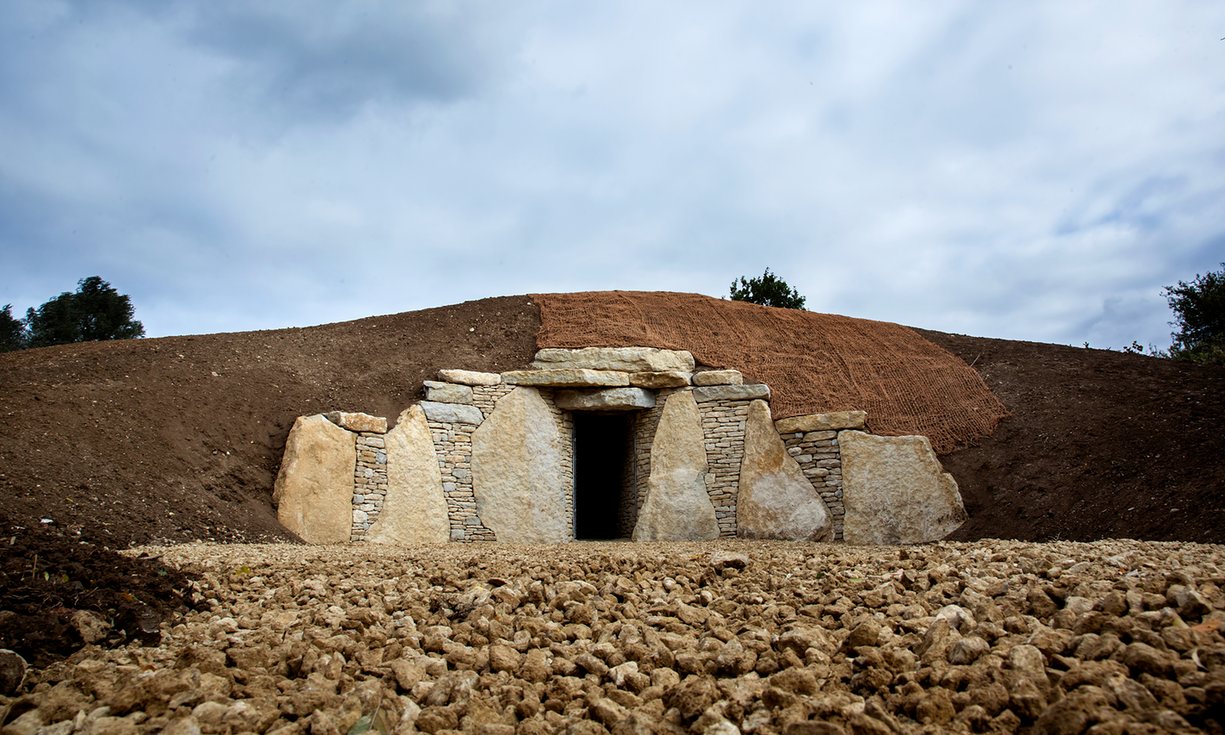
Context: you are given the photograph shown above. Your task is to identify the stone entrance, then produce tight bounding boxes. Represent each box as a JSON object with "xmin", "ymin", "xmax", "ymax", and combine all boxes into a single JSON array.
[{"xmin": 572, "ymin": 412, "xmax": 636, "ymax": 540}]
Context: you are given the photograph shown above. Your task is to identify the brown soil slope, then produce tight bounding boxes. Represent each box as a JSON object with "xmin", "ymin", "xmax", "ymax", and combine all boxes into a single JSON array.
[
  {"xmin": 1, "ymin": 292, "xmax": 1222, "ymax": 547},
  {"xmin": 924, "ymin": 331, "xmax": 1225, "ymax": 544},
  {"xmin": 0, "ymin": 296, "xmax": 539, "ymax": 547}
]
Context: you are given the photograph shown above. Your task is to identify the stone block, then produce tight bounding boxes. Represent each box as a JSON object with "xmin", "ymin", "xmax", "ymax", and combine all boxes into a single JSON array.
[
  {"xmin": 736, "ymin": 400, "xmax": 831, "ymax": 541},
  {"xmin": 501, "ymin": 369, "xmax": 629, "ymax": 387},
  {"xmin": 274, "ymin": 415, "xmax": 356, "ymax": 544},
  {"xmin": 437, "ymin": 369, "xmax": 502, "ymax": 386},
  {"xmin": 325, "ymin": 411, "xmax": 388, "ymax": 434},
  {"xmin": 366, "ymin": 405, "xmax": 451, "ymax": 544},
  {"xmin": 472, "ymin": 387, "xmax": 570, "ymax": 543},
  {"xmin": 692, "ymin": 369, "xmax": 743, "ymax": 386},
  {"xmin": 692, "ymin": 384, "xmax": 771, "ymax": 402},
  {"xmin": 629, "ymin": 371, "xmax": 692, "ymax": 389},
  {"xmin": 423, "ymin": 380, "xmax": 474, "ymax": 404},
  {"xmin": 532, "ymin": 346, "xmax": 695, "ymax": 373},
  {"xmin": 419, "ymin": 401, "xmax": 484, "ymax": 425},
  {"xmin": 633, "ymin": 391, "xmax": 720, "ymax": 541},
  {"xmin": 774, "ymin": 411, "xmax": 867, "ymax": 433},
  {"xmin": 840, "ymin": 431, "xmax": 966, "ymax": 545},
  {"xmin": 555, "ymin": 387, "xmax": 655, "ymax": 411}
]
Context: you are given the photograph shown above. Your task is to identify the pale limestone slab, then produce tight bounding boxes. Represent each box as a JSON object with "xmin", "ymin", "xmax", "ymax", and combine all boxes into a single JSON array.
[
  {"xmin": 324, "ymin": 411, "xmax": 387, "ymax": 434},
  {"xmin": 632, "ymin": 391, "xmax": 720, "ymax": 541},
  {"xmin": 437, "ymin": 369, "xmax": 502, "ymax": 386},
  {"xmin": 274, "ymin": 415, "xmax": 355, "ymax": 544},
  {"xmin": 532, "ymin": 347, "xmax": 696, "ymax": 373},
  {"xmin": 737, "ymin": 400, "xmax": 831, "ymax": 541},
  {"xmin": 471, "ymin": 387, "xmax": 571, "ymax": 543},
  {"xmin": 692, "ymin": 384, "xmax": 771, "ymax": 402},
  {"xmin": 366, "ymin": 405, "xmax": 450, "ymax": 544},
  {"xmin": 775, "ymin": 410, "xmax": 867, "ymax": 434},
  {"xmin": 423, "ymin": 380, "xmax": 474, "ymax": 404},
  {"xmin": 692, "ymin": 369, "xmax": 743, "ymax": 386},
  {"xmin": 501, "ymin": 369, "xmax": 629, "ymax": 387},
  {"xmin": 840, "ymin": 431, "xmax": 967, "ymax": 545},
  {"xmin": 555, "ymin": 387, "xmax": 655, "ymax": 412},
  {"xmin": 629, "ymin": 371, "xmax": 692, "ymax": 389},
  {"xmin": 420, "ymin": 401, "xmax": 484, "ymax": 425}
]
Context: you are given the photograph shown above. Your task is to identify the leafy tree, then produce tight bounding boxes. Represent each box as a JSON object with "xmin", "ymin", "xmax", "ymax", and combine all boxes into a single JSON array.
[
  {"xmin": 729, "ymin": 267, "xmax": 807, "ymax": 309},
  {"xmin": 1163, "ymin": 262, "xmax": 1225, "ymax": 365},
  {"xmin": 0, "ymin": 304, "xmax": 26, "ymax": 352},
  {"xmin": 24, "ymin": 276, "xmax": 145, "ymax": 348}
]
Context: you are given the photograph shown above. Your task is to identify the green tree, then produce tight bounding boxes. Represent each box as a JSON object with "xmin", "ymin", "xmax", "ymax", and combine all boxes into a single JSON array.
[
  {"xmin": 1164, "ymin": 262, "xmax": 1225, "ymax": 364},
  {"xmin": 729, "ymin": 268, "xmax": 807, "ymax": 309},
  {"xmin": 24, "ymin": 276, "xmax": 145, "ymax": 348},
  {"xmin": 0, "ymin": 304, "xmax": 26, "ymax": 352}
]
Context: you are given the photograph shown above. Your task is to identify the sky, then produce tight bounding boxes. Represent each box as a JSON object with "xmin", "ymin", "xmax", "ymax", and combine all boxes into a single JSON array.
[{"xmin": 1, "ymin": 1, "xmax": 1223, "ymax": 350}]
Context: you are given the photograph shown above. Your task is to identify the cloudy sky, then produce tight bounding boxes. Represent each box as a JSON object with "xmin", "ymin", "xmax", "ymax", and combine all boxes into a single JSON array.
[{"xmin": 1, "ymin": 1, "xmax": 1222, "ymax": 349}]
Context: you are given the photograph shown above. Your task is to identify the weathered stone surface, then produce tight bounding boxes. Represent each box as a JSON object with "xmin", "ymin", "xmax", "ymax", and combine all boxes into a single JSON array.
[
  {"xmin": 532, "ymin": 346, "xmax": 696, "ymax": 373},
  {"xmin": 419, "ymin": 401, "xmax": 484, "ymax": 425},
  {"xmin": 692, "ymin": 384, "xmax": 771, "ymax": 402},
  {"xmin": 737, "ymin": 400, "xmax": 831, "ymax": 541},
  {"xmin": 555, "ymin": 387, "xmax": 655, "ymax": 412},
  {"xmin": 629, "ymin": 371, "xmax": 692, "ymax": 389},
  {"xmin": 775, "ymin": 410, "xmax": 867, "ymax": 434},
  {"xmin": 633, "ymin": 391, "xmax": 719, "ymax": 541},
  {"xmin": 437, "ymin": 369, "xmax": 502, "ymax": 386},
  {"xmin": 840, "ymin": 431, "xmax": 967, "ymax": 544},
  {"xmin": 471, "ymin": 387, "xmax": 570, "ymax": 543},
  {"xmin": 501, "ymin": 369, "xmax": 629, "ymax": 387},
  {"xmin": 324, "ymin": 411, "xmax": 387, "ymax": 434},
  {"xmin": 367, "ymin": 405, "xmax": 450, "ymax": 544},
  {"xmin": 0, "ymin": 649, "xmax": 26, "ymax": 695},
  {"xmin": 692, "ymin": 369, "xmax": 743, "ymax": 386},
  {"xmin": 422, "ymin": 380, "xmax": 474, "ymax": 404},
  {"xmin": 273, "ymin": 415, "xmax": 355, "ymax": 544}
]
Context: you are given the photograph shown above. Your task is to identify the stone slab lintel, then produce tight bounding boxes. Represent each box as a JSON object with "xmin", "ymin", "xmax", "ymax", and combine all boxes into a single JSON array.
[
  {"xmin": 555, "ymin": 387, "xmax": 656, "ymax": 411},
  {"xmin": 437, "ymin": 369, "xmax": 502, "ymax": 386},
  {"xmin": 775, "ymin": 410, "xmax": 867, "ymax": 434},
  {"xmin": 502, "ymin": 369, "xmax": 630, "ymax": 388},
  {"xmin": 692, "ymin": 384, "xmax": 771, "ymax": 402}
]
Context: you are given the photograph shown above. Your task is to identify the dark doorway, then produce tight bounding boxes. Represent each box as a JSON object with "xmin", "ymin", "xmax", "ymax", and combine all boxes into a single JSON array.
[{"xmin": 573, "ymin": 412, "xmax": 635, "ymax": 539}]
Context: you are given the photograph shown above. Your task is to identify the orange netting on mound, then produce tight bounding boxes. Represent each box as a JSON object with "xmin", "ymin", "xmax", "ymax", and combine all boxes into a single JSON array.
[{"xmin": 532, "ymin": 291, "xmax": 1008, "ymax": 454}]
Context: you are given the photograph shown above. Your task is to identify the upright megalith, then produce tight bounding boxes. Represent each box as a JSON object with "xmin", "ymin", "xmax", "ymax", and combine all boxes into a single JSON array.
[
  {"xmin": 633, "ymin": 391, "xmax": 720, "ymax": 541},
  {"xmin": 273, "ymin": 414, "xmax": 356, "ymax": 544},
  {"xmin": 471, "ymin": 387, "xmax": 571, "ymax": 543},
  {"xmin": 367, "ymin": 405, "xmax": 450, "ymax": 544},
  {"xmin": 840, "ymin": 431, "xmax": 967, "ymax": 544},
  {"xmin": 737, "ymin": 400, "xmax": 832, "ymax": 540}
]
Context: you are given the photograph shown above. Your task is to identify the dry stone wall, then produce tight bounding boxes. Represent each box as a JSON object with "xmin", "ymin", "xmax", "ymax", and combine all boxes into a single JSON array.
[
  {"xmin": 350, "ymin": 431, "xmax": 388, "ymax": 540},
  {"xmin": 697, "ymin": 396, "xmax": 751, "ymax": 538}
]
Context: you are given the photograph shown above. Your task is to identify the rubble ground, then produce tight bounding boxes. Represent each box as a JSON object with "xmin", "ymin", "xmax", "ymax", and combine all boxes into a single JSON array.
[{"xmin": 2, "ymin": 539, "xmax": 1223, "ymax": 734}]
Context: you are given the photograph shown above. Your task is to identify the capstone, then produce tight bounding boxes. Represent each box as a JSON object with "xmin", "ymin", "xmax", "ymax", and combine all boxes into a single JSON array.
[
  {"xmin": 502, "ymin": 369, "xmax": 630, "ymax": 388},
  {"xmin": 532, "ymin": 346, "xmax": 696, "ymax": 373},
  {"xmin": 555, "ymin": 387, "xmax": 655, "ymax": 411}
]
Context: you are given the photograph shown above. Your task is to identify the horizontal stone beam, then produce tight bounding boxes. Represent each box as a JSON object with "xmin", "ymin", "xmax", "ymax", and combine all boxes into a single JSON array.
[
  {"xmin": 531, "ymin": 346, "xmax": 695, "ymax": 373},
  {"xmin": 555, "ymin": 387, "xmax": 656, "ymax": 411},
  {"xmin": 420, "ymin": 401, "xmax": 484, "ymax": 425},
  {"xmin": 692, "ymin": 369, "xmax": 743, "ymax": 386},
  {"xmin": 437, "ymin": 369, "xmax": 502, "ymax": 386},
  {"xmin": 774, "ymin": 410, "xmax": 867, "ymax": 434},
  {"xmin": 692, "ymin": 384, "xmax": 771, "ymax": 402},
  {"xmin": 502, "ymin": 369, "xmax": 630, "ymax": 388}
]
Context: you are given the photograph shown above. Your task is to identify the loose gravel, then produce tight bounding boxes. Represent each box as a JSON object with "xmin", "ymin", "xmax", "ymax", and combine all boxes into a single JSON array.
[{"xmin": 2, "ymin": 540, "xmax": 1223, "ymax": 734}]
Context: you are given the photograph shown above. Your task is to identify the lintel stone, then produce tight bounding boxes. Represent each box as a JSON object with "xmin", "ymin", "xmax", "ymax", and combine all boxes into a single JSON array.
[
  {"xmin": 775, "ymin": 410, "xmax": 867, "ymax": 434},
  {"xmin": 502, "ymin": 369, "xmax": 630, "ymax": 388},
  {"xmin": 692, "ymin": 384, "xmax": 771, "ymax": 402},
  {"xmin": 437, "ymin": 369, "xmax": 502, "ymax": 386},
  {"xmin": 692, "ymin": 369, "xmax": 743, "ymax": 386},
  {"xmin": 629, "ymin": 371, "xmax": 692, "ymax": 389},
  {"xmin": 555, "ymin": 387, "xmax": 655, "ymax": 411},
  {"xmin": 419, "ymin": 401, "xmax": 484, "ymax": 425},
  {"xmin": 532, "ymin": 346, "xmax": 695, "ymax": 373}
]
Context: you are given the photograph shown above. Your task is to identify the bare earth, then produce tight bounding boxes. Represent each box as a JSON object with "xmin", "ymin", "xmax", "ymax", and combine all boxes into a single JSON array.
[{"xmin": 3, "ymin": 540, "xmax": 1222, "ymax": 734}]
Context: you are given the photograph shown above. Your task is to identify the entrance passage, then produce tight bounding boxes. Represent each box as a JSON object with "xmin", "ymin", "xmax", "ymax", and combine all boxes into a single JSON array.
[{"xmin": 573, "ymin": 412, "xmax": 636, "ymax": 539}]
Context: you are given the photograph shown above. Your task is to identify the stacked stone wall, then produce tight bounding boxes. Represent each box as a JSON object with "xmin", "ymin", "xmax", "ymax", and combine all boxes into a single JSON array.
[
  {"xmin": 428, "ymin": 419, "xmax": 495, "ymax": 542},
  {"xmin": 472, "ymin": 384, "xmax": 514, "ymax": 418},
  {"xmin": 350, "ymin": 432, "xmax": 389, "ymax": 540},
  {"xmin": 782, "ymin": 429, "xmax": 846, "ymax": 540},
  {"xmin": 540, "ymin": 391, "xmax": 576, "ymax": 536},
  {"xmin": 697, "ymin": 398, "xmax": 750, "ymax": 537},
  {"xmin": 618, "ymin": 417, "xmax": 637, "ymax": 537}
]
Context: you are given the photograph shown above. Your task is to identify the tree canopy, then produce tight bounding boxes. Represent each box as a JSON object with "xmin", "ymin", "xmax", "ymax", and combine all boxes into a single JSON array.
[
  {"xmin": 729, "ymin": 268, "xmax": 807, "ymax": 310},
  {"xmin": 1164, "ymin": 262, "xmax": 1225, "ymax": 364},
  {"xmin": 4, "ymin": 276, "xmax": 145, "ymax": 351}
]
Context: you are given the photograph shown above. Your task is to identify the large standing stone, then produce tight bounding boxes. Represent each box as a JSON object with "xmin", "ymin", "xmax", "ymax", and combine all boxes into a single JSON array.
[
  {"xmin": 633, "ymin": 391, "xmax": 720, "ymax": 541},
  {"xmin": 840, "ymin": 431, "xmax": 967, "ymax": 544},
  {"xmin": 555, "ymin": 387, "xmax": 655, "ymax": 411},
  {"xmin": 273, "ymin": 415, "xmax": 355, "ymax": 544},
  {"xmin": 532, "ymin": 347, "xmax": 696, "ymax": 373},
  {"xmin": 737, "ymin": 400, "xmax": 832, "ymax": 541},
  {"xmin": 471, "ymin": 387, "xmax": 570, "ymax": 543},
  {"xmin": 367, "ymin": 405, "xmax": 451, "ymax": 544}
]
